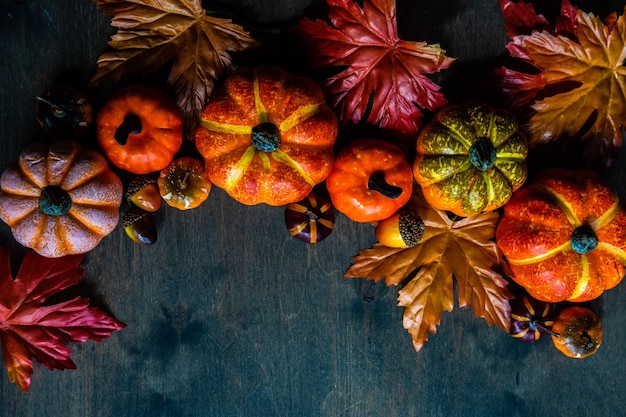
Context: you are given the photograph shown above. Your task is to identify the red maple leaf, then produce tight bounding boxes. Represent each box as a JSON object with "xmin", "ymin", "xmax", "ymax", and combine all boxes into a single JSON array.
[
  {"xmin": 295, "ymin": 0, "xmax": 455, "ymax": 145},
  {"xmin": 0, "ymin": 246, "xmax": 126, "ymax": 392},
  {"xmin": 496, "ymin": 0, "xmax": 578, "ymax": 111}
]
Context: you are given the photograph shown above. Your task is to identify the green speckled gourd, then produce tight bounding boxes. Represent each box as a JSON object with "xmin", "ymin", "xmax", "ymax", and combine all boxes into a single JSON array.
[{"xmin": 413, "ymin": 102, "xmax": 528, "ymax": 217}]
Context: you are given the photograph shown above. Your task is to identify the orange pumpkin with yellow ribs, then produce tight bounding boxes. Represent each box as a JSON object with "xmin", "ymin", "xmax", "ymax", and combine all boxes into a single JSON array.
[
  {"xmin": 496, "ymin": 168, "xmax": 626, "ymax": 303},
  {"xmin": 194, "ymin": 66, "xmax": 338, "ymax": 206}
]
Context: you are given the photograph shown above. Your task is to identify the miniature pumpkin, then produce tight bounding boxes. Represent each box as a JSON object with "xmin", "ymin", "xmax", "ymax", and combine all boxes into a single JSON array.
[
  {"xmin": 0, "ymin": 141, "xmax": 123, "ymax": 258},
  {"xmin": 551, "ymin": 306, "xmax": 602, "ymax": 359},
  {"xmin": 496, "ymin": 168, "xmax": 626, "ymax": 303},
  {"xmin": 509, "ymin": 294, "xmax": 555, "ymax": 342},
  {"xmin": 413, "ymin": 101, "xmax": 528, "ymax": 217},
  {"xmin": 194, "ymin": 66, "xmax": 338, "ymax": 206},
  {"xmin": 97, "ymin": 85, "xmax": 183, "ymax": 175},
  {"xmin": 326, "ymin": 139, "xmax": 413, "ymax": 223},
  {"xmin": 285, "ymin": 190, "xmax": 335, "ymax": 244},
  {"xmin": 36, "ymin": 85, "xmax": 93, "ymax": 139},
  {"xmin": 157, "ymin": 156, "xmax": 211, "ymax": 210}
]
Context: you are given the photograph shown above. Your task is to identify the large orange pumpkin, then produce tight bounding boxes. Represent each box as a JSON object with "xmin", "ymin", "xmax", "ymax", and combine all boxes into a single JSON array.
[
  {"xmin": 194, "ymin": 66, "xmax": 338, "ymax": 206},
  {"xmin": 496, "ymin": 168, "xmax": 626, "ymax": 303},
  {"xmin": 0, "ymin": 141, "xmax": 123, "ymax": 258}
]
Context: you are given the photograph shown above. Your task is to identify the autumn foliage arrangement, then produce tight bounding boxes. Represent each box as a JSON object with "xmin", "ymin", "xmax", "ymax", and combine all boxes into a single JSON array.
[{"xmin": 1, "ymin": 0, "xmax": 626, "ymax": 392}]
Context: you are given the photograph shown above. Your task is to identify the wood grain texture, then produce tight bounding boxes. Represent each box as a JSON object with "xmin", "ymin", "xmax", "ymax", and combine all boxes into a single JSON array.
[{"xmin": 1, "ymin": 0, "xmax": 626, "ymax": 416}]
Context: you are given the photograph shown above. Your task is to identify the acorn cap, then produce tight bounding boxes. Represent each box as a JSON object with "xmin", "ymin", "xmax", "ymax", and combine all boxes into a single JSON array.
[
  {"xmin": 399, "ymin": 212, "xmax": 425, "ymax": 247},
  {"xmin": 126, "ymin": 175, "xmax": 157, "ymax": 197}
]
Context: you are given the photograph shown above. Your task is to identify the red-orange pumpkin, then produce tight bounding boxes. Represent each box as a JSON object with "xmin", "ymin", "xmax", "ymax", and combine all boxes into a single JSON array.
[
  {"xmin": 97, "ymin": 85, "xmax": 183, "ymax": 175},
  {"xmin": 194, "ymin": 66, "xmax": 338, "ymax": 206},
  {"xmin": 496, "ymin": 168, "xmax": 626, "ymax": 303},
  {"xmin": 326, "ymin": 139, "xmax": 413, "ymax": 223}
]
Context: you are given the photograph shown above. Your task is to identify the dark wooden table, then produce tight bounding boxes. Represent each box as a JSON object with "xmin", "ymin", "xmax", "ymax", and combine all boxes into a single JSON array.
[{"xmin": 2, "ymin": 0, "xmax": 626, "ymax": 416}]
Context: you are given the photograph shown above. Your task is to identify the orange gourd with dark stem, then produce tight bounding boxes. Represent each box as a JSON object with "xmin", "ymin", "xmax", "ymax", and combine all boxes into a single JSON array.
[
  {"xmin": 97, "ymin": 85, "xmax": 183, "ymax": 175},
  {"xmin": 0, "ymin": 141, "xmax": 123, "ymax": 258},
  {"xmin": 326, "ymin": 139, "xmax": 413, "ymax": 223},
  {"xmin": 194, "ymin": 66, "xmax": 338, "ymax": 206},
  {"xmin": 158, "ymin": 157, "xmax": 211, "ymax": 210},
  {"xmin": 551, "ymin": 306, "xmax": 602, "ymax": 359},
  {"xmin": 496, "ymin": 168, "xmax": 626, "ymax": 303}
]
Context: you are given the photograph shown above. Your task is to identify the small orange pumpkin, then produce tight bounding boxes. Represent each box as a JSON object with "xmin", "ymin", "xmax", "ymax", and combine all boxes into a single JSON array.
[
  {"xmin": 326, "ymin": 139, "xmax": 413, "ymax": 223},
  {"xmin": 551, "ymin": 306, "xmax": 602, "ymax": 359},
  {"xmin": 157, "ymin": 157, "xmax": 211, "ymax": 210},
  {"xmin": 0, "ymin": 141, "xmax": 123, "ymax": 258},
  {"xmin": 97, "ymin": 85, "xmax": 183, "ymax": 175},
  {"xmin": 194, "ymin": 66, "xmax": 338, "ymax": 206},
  {"xmin": 496, "ymin": 168, "xmax": 626, "ymax": 302}
]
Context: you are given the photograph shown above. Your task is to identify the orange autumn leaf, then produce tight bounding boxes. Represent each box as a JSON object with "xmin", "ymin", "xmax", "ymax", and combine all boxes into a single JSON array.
[
  {"xmin": 345, "ymin": 190, "xmax": 512, "ymax": 352},
  {"xmin": 91, "ymin": 0, "xmax": 259, "ymax": 135},
  {"xmin": 497, "ymin": 0, "xmax": 626, "ymax": 166}
]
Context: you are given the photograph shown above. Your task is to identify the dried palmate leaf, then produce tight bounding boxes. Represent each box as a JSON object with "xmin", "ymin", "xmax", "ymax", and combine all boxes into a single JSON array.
[
  {"xmin": 91, "ymin": 0, "xmax": 260, "ymax": 134},
  {"xmin": 497, "ymin": 0, "xmax": 626, "ymax": 166},
  {"xmin": 345, "ymin": 190, "xmax": 512, "ymax": 352}
]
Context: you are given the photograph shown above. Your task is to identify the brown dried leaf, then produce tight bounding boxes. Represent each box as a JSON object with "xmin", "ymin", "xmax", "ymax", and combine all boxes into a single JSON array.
[
  {"xmin": 345, "ymin": 190, "xmax": 512, "ymax": 351},
  {"xmin": 91, "ymin": 0, "xmax": 260, "ymax": 135}
]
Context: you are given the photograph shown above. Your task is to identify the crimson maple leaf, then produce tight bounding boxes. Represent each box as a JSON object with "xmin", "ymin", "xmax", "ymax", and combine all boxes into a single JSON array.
[
  {"xmin": 295, "ymin": 0, "xmax": 455, "ymax": 145},
  {"xmin": 0, "ymin": 246, "xmax": 126, "ymax": 392},
  {"xmin": 496, "ymin": 0, "xmax": 626, "ymax": 166}
]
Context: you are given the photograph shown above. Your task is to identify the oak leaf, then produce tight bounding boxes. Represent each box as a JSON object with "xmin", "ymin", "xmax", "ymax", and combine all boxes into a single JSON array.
[
  {"xmin": 497, "ymin": 0, "xmax": 626, "ymax": 166},
  {"xmin": 295, "ymin": 0, "xmax": 455, "ymax": 146},
  {"xmin": 0, "ymin": 247, "xmax": 126, "ymax": 392},
  {"xmin": 345, "ymin": 190, "xmax": 512, "ymax": 352},
  {"xmin": 91, "ymin": 0, "xmax": 259, "ymax": 135}
]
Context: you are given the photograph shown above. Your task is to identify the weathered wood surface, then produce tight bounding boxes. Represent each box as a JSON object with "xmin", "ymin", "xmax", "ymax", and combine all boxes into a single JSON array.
[{"xmin": 1, "ymin": 0, "xmax": 626, "ymax": 416}]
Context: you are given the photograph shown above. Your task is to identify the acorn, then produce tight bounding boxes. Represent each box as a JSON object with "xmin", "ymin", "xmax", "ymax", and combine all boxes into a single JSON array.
[
  {"xmin": 122, "ymin": 207, "xmax": 157, "ymax": 245},
  {"xmin": 551, "ymin": 306, "xmax": 602, "ymax": 358},
  {"xmin": 509, "ymin": 294, "xmax": 555, "ymax": 342},
  {"xmin": 285, "ymin": 191, "xmax": 334, "ymax": 243},
  {"xmin": 35, "ymin": 85, "xmax": 93, "ymax": 139},
  {"xmin": 375, "ymin": 211, "xmax": 425, "ymax": 248},
  {"xmin": 126, "ymin": 176, "xmax": 162, "ymax": 212}
]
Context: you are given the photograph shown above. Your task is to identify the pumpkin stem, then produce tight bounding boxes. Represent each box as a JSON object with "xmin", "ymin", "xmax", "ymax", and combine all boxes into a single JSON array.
[
  {"xmin": 36, "ymin": 96, "xmax": 65, "ymax": 116},
  {"xmin": 177, "ymin": 170, "xmax": 191, "ymax": 191},
  {"xmin": 367, "ymin": 171, "xmax": 403, "ymax": 199},
  {"xmin": 570, "ymin": 224, "xmax": 598, "ymax": 254},
  {"xmin": 39, "ymin": 186, "xmax": 72, "ymax": 216},
  {"xmin": 251, "ymin": 122, "xmax": 281, "ymax": 152},
  {"xmin": 305, "ymin": 209, "xmax": 319, "ymax": 221},
  {"xmin": 115, "ymin": 113, "xmax": 142, "ymax": 145},
  {"xmin": 530, "ymin": 318, "xmax": 560, "ymax": 338},
  {"xmin": 469, "ymin": 136, "xmax": 497, "ymax": 171}
]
